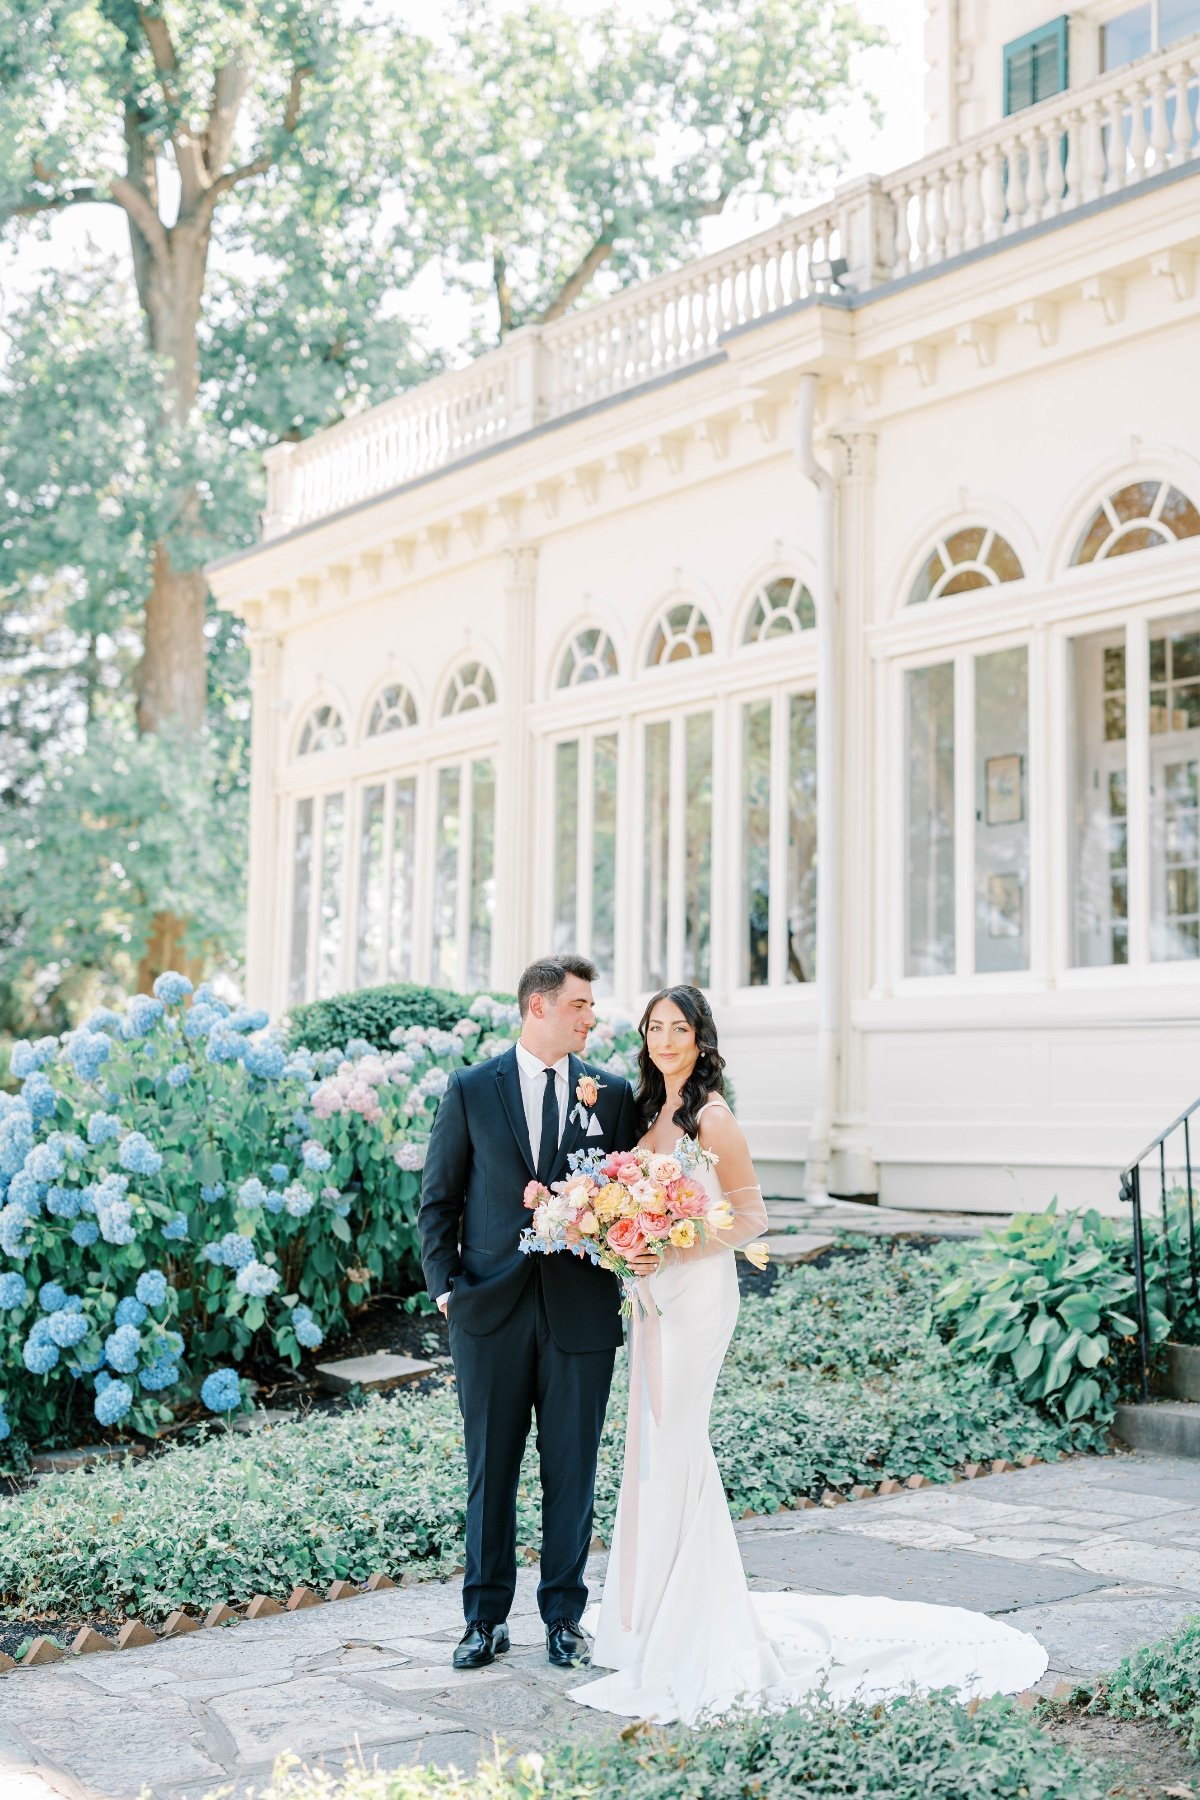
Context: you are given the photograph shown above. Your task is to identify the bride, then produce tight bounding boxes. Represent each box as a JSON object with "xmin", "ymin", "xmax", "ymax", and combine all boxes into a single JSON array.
[{"xmin": 569, "ymin": 983, "xmax": 1047, "ymax": 1725}]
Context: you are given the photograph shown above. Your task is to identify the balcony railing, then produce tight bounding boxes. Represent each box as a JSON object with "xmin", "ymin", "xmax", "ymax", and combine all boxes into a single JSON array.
[{"xmin": 261, "ymin": 36, "xmax": 1200, "ymax": 540}]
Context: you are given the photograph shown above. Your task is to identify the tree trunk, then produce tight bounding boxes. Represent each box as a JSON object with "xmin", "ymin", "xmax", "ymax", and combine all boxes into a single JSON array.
[{"xmin": 136, "ymin": 541, "xmax": 208, "ymax": 736}]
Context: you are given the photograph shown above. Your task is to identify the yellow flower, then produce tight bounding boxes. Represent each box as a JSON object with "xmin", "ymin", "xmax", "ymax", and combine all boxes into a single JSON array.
[
  {"xmin": 578, "ymin": 1209, "xmax": 600, "ymax": 1235},
  {"xmin": 594, "ymin": 1183, "xmax": 624, "ymax": 1221},
  {"xmin": 743, "ymin": 1241, "xmax": 771, "ymax": 1272},
  {"xmin": 707, "ymin": 1203, "xmax": 735, "ymax": 1232},
  {"xmin": 619, "ymin": 1189, "xmax": 642, "ymax": 1218},
  {"xmin": 668, "ymin": 1219, "xmax": 696, "ymax": 1249}
]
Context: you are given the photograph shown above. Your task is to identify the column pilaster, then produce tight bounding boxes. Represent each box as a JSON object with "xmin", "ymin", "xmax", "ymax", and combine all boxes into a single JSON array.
[
  {"xmin": 245, "ymin": 625, "xmax": 284, "ymax": 1013},
  {"xmin": 493, "ymin": 544, "xmax": 540, "ymax": 987}
]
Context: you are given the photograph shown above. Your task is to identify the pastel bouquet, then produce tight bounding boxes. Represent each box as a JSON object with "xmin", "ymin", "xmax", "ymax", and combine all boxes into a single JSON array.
[{"xmin": 518, "ymin": 1138, "xmax": 768, "ymax": 1294}]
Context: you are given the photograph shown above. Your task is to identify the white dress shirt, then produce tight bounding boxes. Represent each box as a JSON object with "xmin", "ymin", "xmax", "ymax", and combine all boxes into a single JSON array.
[{"xmin": 438, "ymin": 1044, "xmax": 570, "ymax": 1310}]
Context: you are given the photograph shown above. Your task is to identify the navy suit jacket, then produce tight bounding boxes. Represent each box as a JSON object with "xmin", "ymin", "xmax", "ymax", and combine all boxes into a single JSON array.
[{"xmin": 418, "ymin": 1045, "xmax": 639, "ymax": 1350}]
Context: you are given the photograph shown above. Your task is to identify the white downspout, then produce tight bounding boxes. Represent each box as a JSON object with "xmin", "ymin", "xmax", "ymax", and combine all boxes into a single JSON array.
[{"xmin": 794, "ymin": 375, "xmax": 838, "ymax": 1204}]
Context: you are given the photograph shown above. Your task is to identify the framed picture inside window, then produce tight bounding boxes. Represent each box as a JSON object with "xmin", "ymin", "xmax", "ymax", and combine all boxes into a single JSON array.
[
  {"xmin": 988, "ymin": 871, "xmax": 1024, "ymax": 938},
  {"xmin": 985, "ymin": 753, "xmax": 1024, "ymax": 825}
]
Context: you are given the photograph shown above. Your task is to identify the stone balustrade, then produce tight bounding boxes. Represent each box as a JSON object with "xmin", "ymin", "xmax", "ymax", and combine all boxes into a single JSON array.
[{"xmin": 261, "ymin": 37, "xmax": 1200, "ymax": 540}]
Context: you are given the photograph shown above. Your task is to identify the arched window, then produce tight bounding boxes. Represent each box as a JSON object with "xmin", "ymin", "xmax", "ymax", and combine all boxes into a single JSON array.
[
  {"xmin": 367, "ymin": 683, "xmax": 418, "ymax": 736},
  {"xmin": 441, "ymin": 660, "xmax": 496, "ymax": 717},
  {"xmin": 297, "ymin": 702, "xmax": 346, "ymax": 755},
  {"xmin": 908, "ymin": 527, "xmax": 1025, "ymax": 604},
  {"xmin": 646, "ymin": 601, "xmax": 714, "ymax": 667},
  {"xmin": 557, "ymin": 627, "xmax": 619, "ymax": 688},
  {"xmin": 743, "ymin": 575, "xmax": 816, "ymax": 643},
  {"xmin": 1071, "ymin": 481, "xmax": 1200, "ymax": 566}
]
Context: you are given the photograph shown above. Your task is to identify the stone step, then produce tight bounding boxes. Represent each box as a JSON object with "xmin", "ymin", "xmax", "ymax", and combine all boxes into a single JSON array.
[
  {"xmin": 313, "ymin": 1351, "xmax": 437, "ymax": 1394},
  {"xmin": 1162, "ymin": 1341, "xmax": 1200, "ymax": 1403},
  {"xmin": 1113, "ymin": 1399, "xmax": 1200, "ymax": 1458}
]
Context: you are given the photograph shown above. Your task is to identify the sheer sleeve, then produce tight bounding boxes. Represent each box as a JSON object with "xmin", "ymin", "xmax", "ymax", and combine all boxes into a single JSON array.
[{"xmin": 660, "ymin": 1099, "xmax": 768, "ymax": 1265}]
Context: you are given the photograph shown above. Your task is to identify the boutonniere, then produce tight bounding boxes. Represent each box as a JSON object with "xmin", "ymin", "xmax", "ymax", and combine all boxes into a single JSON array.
[{"xmin": 571, "ymin": 1073, "xmax": 605, "ymax": 1130}]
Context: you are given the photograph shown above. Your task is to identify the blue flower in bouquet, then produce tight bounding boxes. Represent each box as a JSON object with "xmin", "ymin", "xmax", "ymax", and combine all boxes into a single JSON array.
[
  {"xmin": 10, "ymin": 1038, "xmax": 56, "ymax": 1078},
  {"xmin": 123, "ymin": 995, "xmax": 165, "ymax": 1038},
  {"xmin": 46, "ymin": 1310, "xmax": 89, "ymax": 1348},
  {"xmin": 0, "ymin": 1205, "xmax": 33, "ymax": 1258},
  {"xmin": 38, "ymin": 1282, "xmax": 68, "ymax": 1313},
  {"xmin": 243, "ymin": 1039, "xmax": 285, "ymax": 1080},
  {"xmin": 66, "ymin": 1031, "xmax": 112, "ymax": 1081},
  {"xmin": 166, "ymin": 1063, "xmax": 191, "ymax": 1090},
  {"xmin": 199, "ymin": 1182, "xmax": 225, "ymax": 1204},
  {"xmin": 139, "ymin": 1353, "xmax": 180, "ymax": 1391},
  {"xmin": 71, "ymin": 1220, "xmax": 100, "ymax": 1247},
  {"xmin": 301, "ymin": 1141, "xmax": 332, "ymax": 1174},
  {"xmin": 234, "ymin": 1259, "xmax": 279, "ymax": 1298},
  {"xmin": 184, "ymin": 1003, "xmax": 222, "ymax": 1041},
  {"xmin": 23, "ymin": 1331, "xmax": 59, "ymax": 1374},
  {"xmin": 200, "ymin": 1367, "xmax": 241, "ymax": 1413},
  {"xmin": 94, "ymin": 1379, "xmax": 132, "ymax": 1426},
  {"xmin": 21, "ymin": 1073, "xmax": 57, "ymax": 1123},
  {"xmin": 86, "ymin": 1112, "xmax": 122, "ymax": 1147},
  {"xmin": 153, "ymin": 971, "xmax": 193, "ymax": 1005},
  {"xmin": 238, "ymin": 1177, "xmax": 268, "ymax": 1210},
  {"xmin": 162, "ymin": 1213, "xmax": 189, "ymax": 1242},
  {"xmin": 97, "ymin": 1199, "xmax": 136, "ymax": 1246},
  {"xmin": 205, "ymin": 1028, "xmax": 243, "ymax": 1065},
  {"xmin": 202, "ymin": 1232, "xmax": 256, "ymax": 1270},
  {"xmin": 0, "ymin": 1274, "xmax": 27, "ymax": 1310},
  {"xmin": 104, "ymin": 1323, "xmax": 141, "ymax": 1373},
  {"xmin": 292, "ymin": 1305, "xmax": 323, "ymax": 1349},
  {"xmin": 7, "ymin": 1172, "xmax": 43, "ymax": 1216},
  {"xmin": 46, "ymin": 1184, "xmax": 81, "ymax": 1220},
  {"xmin": 118, "ymin": 1132, "xmax": 163, "ymax": 1177},
  {"xmin": 136, "ymin": 1270, "xmax": 168, "ymax": 1309},
  {"xmin": 115, "ymin": 1297, "xmax": 148, "ymax": 1328},
  {"xmin": 283, "ymin": 1184, "xmax": 313, "ymax": 1219}
]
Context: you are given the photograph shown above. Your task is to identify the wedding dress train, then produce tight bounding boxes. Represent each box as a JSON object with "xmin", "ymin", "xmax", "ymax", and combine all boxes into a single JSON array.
[{"xmin": 569, "ymin": 1114, "xmax": 1047, "ymax": 1726}]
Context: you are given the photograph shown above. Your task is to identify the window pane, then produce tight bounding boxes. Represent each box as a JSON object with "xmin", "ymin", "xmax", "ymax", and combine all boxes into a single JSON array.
[
  {"xmin": 906, "ymin": 663, "xmax": 956, "ymax": 976},
  {"xmin": 288, "ymin": 798, "xmax": 314, "ymax": 1005},
  {"xmin": 1163, "ymin": 0, "xmax": 1200, "ymax": 46},
  {"xmin": 1152, "ymin": 610, "xmax": 1200, "ymax": 963},
  {"xmin": 356, "ymin": 784, "xmax": 386, "ymax": 987},
  {"xmin": 317, "ymin": 793, "xmax": 345, "ymax": 998},
  {"xmin": 742, "ymin": 702, "xmax": 772, "ymax": 986},
  {"xmin": 592, "ymin": 735, "xmax": 618, "ymax": 995},
  {"xmin": 468, "ymin": 759, "xmax": 495, "ymax": 989},
  {"xmin": 788, "ymin": 694, "xmax": 818, "ymax": 983},
  {"xmin": 975, "ymin": 648, "xmax": 1029, "ymax": 974},
  {"xmin": 389, "ymin": 776, "xmax": 416, "ymax": 982},
  {"xmin": 1102, "ymin": 5, "xmax": 1151, "ymax": 70},
  {"xmin": 553, "ymin": 740, "xmax": 579, "ymax": 955},
  {"xmin": 1070, "ymin": 630, "xmax": 1128, "ymax": 966},
  {"xmin": 684, "ymin": 712, "xmax": 713, "ymax": 985},
  {"xmin": 642, "ymin": 722, "xmax": 670, "ymax": 989},
  {"xmin": 432, "ymin": 766, "xmax": 460, "ymax": 988}
]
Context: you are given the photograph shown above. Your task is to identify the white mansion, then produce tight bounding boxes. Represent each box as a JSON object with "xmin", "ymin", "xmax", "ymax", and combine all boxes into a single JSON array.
[{"xmin": 211, "ymin": 1, "xmax": 1200, "ymax": 1211}]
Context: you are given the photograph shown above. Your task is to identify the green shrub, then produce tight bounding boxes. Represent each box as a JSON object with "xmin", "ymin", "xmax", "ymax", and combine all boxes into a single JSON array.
[
  {"xmin": 935, "ymin": 1203, "xmax": 1168, "ymax": 1427},
  {"xmin": 0, "ymin": 1247, "xmax": 1098, "ymax": 1623},
  {"xmin": 206, "ymin": 1692, "xmax": 1114, "ymax": 1800},
  {"xmin": 286, "ymin": 984, "xmax": 517, "ymax": 1053},
  {"xmin": 1086, "ymin": 1613, "xmax": 1200, "ymax": 1750}
]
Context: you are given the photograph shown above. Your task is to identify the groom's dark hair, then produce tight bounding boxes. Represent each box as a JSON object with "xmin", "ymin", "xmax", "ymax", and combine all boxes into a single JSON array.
[{"xmin": 517, "ymin": 954, "xmax": 598, "ymax": 1018}]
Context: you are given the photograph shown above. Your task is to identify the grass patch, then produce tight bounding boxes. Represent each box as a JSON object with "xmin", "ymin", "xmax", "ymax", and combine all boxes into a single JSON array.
[
  {"xmin": 213, "ymin": 1693, "xmax": 1116, "ymax": 1800},
  {"xmin": 0, "ymin": 1246, "xmax": 1102, "ymax": 1622}
]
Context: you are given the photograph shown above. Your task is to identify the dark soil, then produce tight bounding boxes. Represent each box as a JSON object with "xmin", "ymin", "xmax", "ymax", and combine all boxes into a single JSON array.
[{"xmin": 1045, "ymin": 1705, "xmax": 1199, "ymax": 1798}]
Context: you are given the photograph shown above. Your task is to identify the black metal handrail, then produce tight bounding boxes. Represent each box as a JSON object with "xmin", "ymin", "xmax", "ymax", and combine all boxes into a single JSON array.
[{"xmin": 1119, "ymin": 1093, "xmax": 1200, "ymax": 1400}]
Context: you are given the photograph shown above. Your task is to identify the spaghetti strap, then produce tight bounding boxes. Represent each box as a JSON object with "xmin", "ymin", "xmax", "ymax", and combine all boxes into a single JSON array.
[{"xmin": 696, "ymin": 1097, "xmax": 732, "ymax": 1118}]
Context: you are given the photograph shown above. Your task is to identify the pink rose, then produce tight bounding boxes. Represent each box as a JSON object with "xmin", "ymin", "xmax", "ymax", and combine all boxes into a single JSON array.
[
  {"xmin": 615, "ymin": 1157, "xmax": 643, "ymax": 1185},
  {"xmin": 524, "ymin": 1180, "xmax": 550, "ymax": 1210},
  {"xmin": 606, "ymin": 1217, "xmax": 646, "ymax": 1257},
  {"xmin": 636, "ymin": 1211, "xmax": 672, "ymax": 1240}
]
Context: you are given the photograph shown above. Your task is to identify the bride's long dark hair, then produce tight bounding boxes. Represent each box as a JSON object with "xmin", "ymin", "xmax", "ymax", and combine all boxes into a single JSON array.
[{"xmin": 635, "ymin": 985, "xmax": 726, "ymax": 1139}]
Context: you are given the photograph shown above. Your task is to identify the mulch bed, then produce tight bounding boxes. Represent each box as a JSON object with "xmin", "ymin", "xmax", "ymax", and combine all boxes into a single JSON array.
[{"xmin": 1045, "ymin": 1704, "xmax": 1199, "ymax": 1797}]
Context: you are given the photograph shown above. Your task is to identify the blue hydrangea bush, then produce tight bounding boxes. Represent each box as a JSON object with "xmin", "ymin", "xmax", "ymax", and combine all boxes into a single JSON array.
[{"xmin": 0, "ymin": 979, "xmax": 641, "ymax": 1456}]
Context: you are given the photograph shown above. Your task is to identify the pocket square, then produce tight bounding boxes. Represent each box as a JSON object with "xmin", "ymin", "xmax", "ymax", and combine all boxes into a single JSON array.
[{"xmin": 585, "ymin": 1111, "xmax": 604, "ymax": 1138}]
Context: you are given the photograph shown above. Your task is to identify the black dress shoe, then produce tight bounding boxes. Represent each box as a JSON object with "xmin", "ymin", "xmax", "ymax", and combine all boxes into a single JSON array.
[
  {"xmin": 453, "ymin": 1619, "xmax": 510, "ymax": 1670},
  {"xmin": 546, "ymin": 1616, "xmax": 591, "ymax": 1667}
]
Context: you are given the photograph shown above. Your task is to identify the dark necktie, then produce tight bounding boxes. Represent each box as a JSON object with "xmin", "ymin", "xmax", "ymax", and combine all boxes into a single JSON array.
[{"xmin": 537, "ymin": 1066, "xmax": 559, "ymax": 1182}]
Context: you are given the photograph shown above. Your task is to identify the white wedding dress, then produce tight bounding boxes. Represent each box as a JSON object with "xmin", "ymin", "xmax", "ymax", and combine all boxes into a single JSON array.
[{"xmin": 569, "ymin": 1104, "xmax": 1047, "ymax": 1726}]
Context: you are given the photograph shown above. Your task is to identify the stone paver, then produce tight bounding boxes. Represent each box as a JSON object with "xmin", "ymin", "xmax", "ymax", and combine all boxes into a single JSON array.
[{"xmin": 4, "ymin": 1452, "xmax": 1200, "ymax": 1798}]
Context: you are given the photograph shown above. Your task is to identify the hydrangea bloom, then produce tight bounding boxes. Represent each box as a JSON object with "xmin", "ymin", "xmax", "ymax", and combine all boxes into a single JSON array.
[
  {"xmin": 46, "ymin": 1310, "xmax": 89, "ymax": 1348},
  {"xmin": 292, "ymin": 1305, "xmax": 324, "ymax": 1349},
  {"xmin": 136, "ymin": 1270, "xmax": 168, "ymax": 1308},
  {"xmin": 87, "ymin": 1112, "xmax": 122, "ymax": 1147},
  {"xmin": 243, "ymin": 1039, "xmax": 286, "ymax": 1080},
  {"xmin": 205, "ymin": 1028, "xmax": 243, "ymax": 1065},
  {"xmin": 94, "ymin": 1379, "xmax": 133, "ymax": 1425},
  {"xmin": 67, "ymin": 1032, "xmax": 112, "ymax": 1080},
  {"xmin": 97, "ymin": 1198, "xmax": 136, "ymax": 1246},
  {"xmin": 124, "ymin": 995, "xmax": 165, "ymax": 1037},
  {"xmin": 228, "ymin": 1007, "xmax": 270, "ymax": 1034},
  {"xmin": 0, "ymin": 1106, "xmax": 34, "ymax": 1175},
  {"xmin": 0, "ymin": 1204, "xmax": 34, "ymax": 1258},
  {"xmin": 138, "ymin": 1354, "xmax": 180, "ymax": 1391},
  {"xmin": 7, "ymin": 1172, "xmax": 42, "ymax": 1214},
  {"xmin": 38, "ymin": 1282, "xmax": 68, "ymax": 1313},
  {"xmin": 199, "ymin": 1183, "xmax": 225, "ymax": 1204},
  {"xmin": 269, "ymin": 1162, "xmax": 289, "ymax": 1184},
  {"xmin": 10, "ymin": 1038, "xmax": 56, "ymax": 1078},
  {"xmin": 104, "ymin": 1323, "xmax": 141, "ymax": 1373},
  {"xmin": 202, "ymin": 1232, "xmax": 256, "ymax": 1269},
  {"xmin": 20, "ymin": 1072, "xmax": 56, "ymax": 1121},
  {"xmin": 0, "ymin": 1274, "xmax": 27, "ymax": 1309},
  {"xmin": 115, "ymin": 1297, "xmax": 148, "ymax": 1328},
  {"xmin": 283, "ymin": 1184, "xmax": 313, "ymax": 1219},
  {"xmin": 0, "ymin": 1403, "xmax": 10, "ymax": 1441},
  {"xmin": 72, "ymin": 1220, "xmax": 100, "ymax": 1248},
  {"xmin": 184, "ymin": 1003, "xmax": 223, "ymax": 1041},
  {"xmin": 118, "ymin": 1132, "xmax": 163, "ymax": 1176},
  {"xmin": 263, "ymin": 1189, "xmax": 286, "ymax": 1215},
  {"xmin": 234, "ymin": 1260, "xmax": 279, "ymax": 1298},
  {"xmin": 393, "ymin": 1142, "xmax": 426, "ymax": 1173},
  {"xmin": 162, "ymin": 1213, "xmax": 189, "ymax": 1242},
  {"xmin": 153, "ymin": 971, "xmax": 193, "ymax": 1005},
  {"xmin": 25, "ymin": 1140, "xmax": 65, "ymax": 1184},
  {"xmin": 200, "ymin": 1367, "xmax": 241, "ymax": 1412},
  {"xmin": 301, "ymin": 1141, "xmax": 332, "ymax": 1174},
  {"xmin": 23, "ymin": 1333, "xmax": 59, "ymax": 1374},
  {"xmin": 46, "ymin": 1184, "xmax": 82, "ymax": 1219},
  {"xmin": 166, "ymin": 1064, "xmax": 191, "ymax": 1089},
  {"xmin": 238, "ymin": 1177, "xmax": 268, "ymax": 1210},
  {"xmin": 86, "ymin": 1006, "xmax": 123, "ymax": 1034}
]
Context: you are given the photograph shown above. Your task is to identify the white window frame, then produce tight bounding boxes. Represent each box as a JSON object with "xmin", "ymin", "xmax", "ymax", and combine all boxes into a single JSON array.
[{"xmin": 729, "ymin": 677, "xmax": 820, "ymax": 996}]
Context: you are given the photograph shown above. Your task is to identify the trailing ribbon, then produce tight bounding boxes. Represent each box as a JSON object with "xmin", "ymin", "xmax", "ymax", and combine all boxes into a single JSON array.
[{"xmin": 618, "ymin": 1275, "xmax": 663, "ymax": 1632}]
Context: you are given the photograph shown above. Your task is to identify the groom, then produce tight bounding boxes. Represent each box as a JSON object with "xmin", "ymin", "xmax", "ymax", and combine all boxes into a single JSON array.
[{"xmin": 419, "ymin": 954, "xmax": 638, "ymax": 1671}]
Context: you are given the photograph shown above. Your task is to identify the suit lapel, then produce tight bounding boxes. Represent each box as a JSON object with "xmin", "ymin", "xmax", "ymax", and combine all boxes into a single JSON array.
[
  {"xmin": 495, "ymin": 1047, "xmax": 535, "ymax": 1179},
  {"xmin": 549, "ymin": 1054, "xmax": 587, "ymax": 1184}
]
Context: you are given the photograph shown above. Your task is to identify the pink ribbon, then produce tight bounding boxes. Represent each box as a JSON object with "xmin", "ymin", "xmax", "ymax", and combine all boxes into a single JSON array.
[{"xmin": 618, "ymin": 1276, "xmax": 662, "ymax": 1631}]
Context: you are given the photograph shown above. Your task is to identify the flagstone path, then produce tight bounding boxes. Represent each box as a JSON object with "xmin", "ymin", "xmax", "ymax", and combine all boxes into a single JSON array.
[{"xmin": 3, "ymin": 1450, "xmax": 1200, "ymax": 1799}]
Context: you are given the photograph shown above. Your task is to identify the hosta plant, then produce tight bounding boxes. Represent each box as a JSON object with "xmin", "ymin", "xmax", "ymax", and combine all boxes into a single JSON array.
[{"xmin": 935, "ymin": 1202, "xmax": 1168, "ymax": 1425}]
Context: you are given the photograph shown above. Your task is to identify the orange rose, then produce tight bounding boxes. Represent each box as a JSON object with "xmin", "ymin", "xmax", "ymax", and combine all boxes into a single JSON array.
[
  {"xmin": 636, "ymin": 1211, "xmax": 672, "ymax": 1240},
  {"xmin": 606, "ymin": 1216, "xmax": 646, "ymax": 1257},
  {"xmin": 576, "ymin": 1075, "xmax": 600, "ymax": 1108}
]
